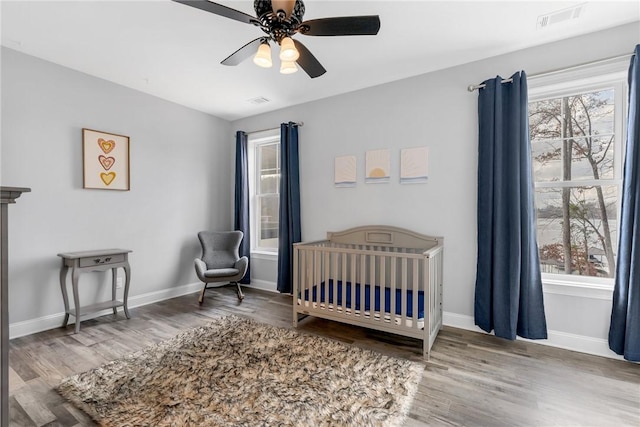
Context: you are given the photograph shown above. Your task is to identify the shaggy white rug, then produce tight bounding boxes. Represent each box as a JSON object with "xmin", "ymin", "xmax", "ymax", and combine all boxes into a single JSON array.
[{"xmin": 57, "ymin": 315, "xmax": 423, "ymax": 426}]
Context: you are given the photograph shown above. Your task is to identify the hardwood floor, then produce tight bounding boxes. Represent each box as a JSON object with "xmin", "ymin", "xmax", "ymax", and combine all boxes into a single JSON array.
[{"xmin": 8, "ymin": 286, "xmax": 640, "ymax": 426}]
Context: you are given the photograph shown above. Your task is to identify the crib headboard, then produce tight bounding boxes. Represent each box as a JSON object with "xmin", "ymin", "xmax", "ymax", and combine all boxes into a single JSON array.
[{"xmin": 327, "ymin": 225, "xmax": 442, "ymax": 250}]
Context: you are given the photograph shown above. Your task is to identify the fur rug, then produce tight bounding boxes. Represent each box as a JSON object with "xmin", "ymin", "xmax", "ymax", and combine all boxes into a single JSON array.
[{"xmin": 57, "ymin": 315, "xmax": 423, "ymax": 426}]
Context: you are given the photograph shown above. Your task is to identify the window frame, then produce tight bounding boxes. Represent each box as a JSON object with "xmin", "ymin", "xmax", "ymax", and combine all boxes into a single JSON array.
[
  {"xmin": 528, "ymin": 58, "xmax": 628, "ymax": 293},
  {"xmin": 247, "ymin": 130, "xmax": 280, "ymax": 257}
]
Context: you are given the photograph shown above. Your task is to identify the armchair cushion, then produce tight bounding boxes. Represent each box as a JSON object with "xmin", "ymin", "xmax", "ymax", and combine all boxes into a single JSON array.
[{"xmin": 204, "ymin": 268, "xmax": 240, "ymax": 278}]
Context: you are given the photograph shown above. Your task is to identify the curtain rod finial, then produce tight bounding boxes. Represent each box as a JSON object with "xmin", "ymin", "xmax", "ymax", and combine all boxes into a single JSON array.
[{"xmin": 467, "ymin": 85, "xmax": 477, "ymax": 92}]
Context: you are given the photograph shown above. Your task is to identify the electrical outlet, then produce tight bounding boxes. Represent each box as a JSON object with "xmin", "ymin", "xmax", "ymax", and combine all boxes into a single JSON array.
[{"xmin": 116, "ymin": 278, "xmax": 123, "ymax": 289}]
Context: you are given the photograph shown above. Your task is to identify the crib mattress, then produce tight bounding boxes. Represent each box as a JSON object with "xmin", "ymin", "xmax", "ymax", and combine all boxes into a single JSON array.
[{"xmin": 299, "ymin": 279, "xmax": 424, "ymax": 321}]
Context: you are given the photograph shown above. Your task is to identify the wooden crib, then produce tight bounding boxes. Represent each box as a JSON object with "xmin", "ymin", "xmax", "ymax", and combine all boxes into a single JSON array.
[{"xmin": 293, "ymin": 225, "xmax": 444, "ymax": 359}]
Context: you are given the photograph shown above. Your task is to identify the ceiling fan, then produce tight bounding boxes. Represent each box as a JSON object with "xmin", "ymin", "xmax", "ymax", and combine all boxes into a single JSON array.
[{"xmin": 172, "ymin": 0, "xmax": 381, "ymax": 78}]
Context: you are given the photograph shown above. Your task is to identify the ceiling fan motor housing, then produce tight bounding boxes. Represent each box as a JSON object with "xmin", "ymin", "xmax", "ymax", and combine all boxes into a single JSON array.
[{"xmin": 254, "ymin": 0, "xmax": 305, "ymax": 42}]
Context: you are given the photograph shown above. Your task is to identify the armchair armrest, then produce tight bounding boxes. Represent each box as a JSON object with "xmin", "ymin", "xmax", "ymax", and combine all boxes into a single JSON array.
[
  {"xmin": 194, "ymin": 258, "xmax": 207, "ymax": 281},
  {"xmin": 234, "ymin": 256, "xmax": 249, "ymax": 278}
]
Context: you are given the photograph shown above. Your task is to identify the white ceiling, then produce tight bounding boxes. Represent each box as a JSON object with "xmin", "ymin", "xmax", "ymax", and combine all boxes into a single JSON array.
[{"xmin": 2, "ymin": 1, "xmax": 639, "ymax": 121}]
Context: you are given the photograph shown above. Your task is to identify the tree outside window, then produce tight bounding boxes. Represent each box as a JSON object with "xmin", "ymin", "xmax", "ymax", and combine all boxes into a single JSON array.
[{"xmin": 529, "ymin": 87, "xmax": 621, "ymax": 278}]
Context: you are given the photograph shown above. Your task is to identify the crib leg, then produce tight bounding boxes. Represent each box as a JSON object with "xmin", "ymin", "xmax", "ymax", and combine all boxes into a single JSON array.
[
  {"xmin": 293, "ymin": 312, "xmax": 308, "ymax": 328},
  {"xmin": 423, "ymin": 330, "xmax": 433, "ymax": 361}
]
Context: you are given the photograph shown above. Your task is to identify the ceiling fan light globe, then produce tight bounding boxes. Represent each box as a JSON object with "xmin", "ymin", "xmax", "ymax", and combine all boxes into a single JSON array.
[
  {"xmin": 280, "ymin": 60, "xmax": 298, "ymax": 74},
  {"xmin": 279, "ymin": 37, "xmax": 300, "ymax": 61},
  {"xmin": 253, "ymin": 43, "xmax": 273, "ymax": 68}
]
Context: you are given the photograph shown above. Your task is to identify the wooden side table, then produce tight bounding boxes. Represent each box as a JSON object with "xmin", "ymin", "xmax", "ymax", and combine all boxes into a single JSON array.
[{"xmin": 57, "ymin": 249, "xmax": 132, "ymax": 333}]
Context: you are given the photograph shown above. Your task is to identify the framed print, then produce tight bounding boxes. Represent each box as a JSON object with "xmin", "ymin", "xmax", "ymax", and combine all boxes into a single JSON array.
[
  {"xmin": 83, "ymin": 128, "xmax": 130, "ymax": 190},
  {"xmin": 400, "ymin": 146, "xmax": 429, "ymax": 184},
  {"xmin": 335, "ymin": 155, "xmax": 357, "ymax": 187},
  {"xmin": 365, "ymin": 149, "xmax": 390, "ymax": 184}
]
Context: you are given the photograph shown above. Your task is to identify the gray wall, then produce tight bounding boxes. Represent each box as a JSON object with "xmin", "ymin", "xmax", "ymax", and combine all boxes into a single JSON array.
[
  {"xmin": 2, "ymin": 21, "xmax": 638, "ymax": 356},
  {"xmin": 231, "ymin": 23, "xmax": 640, "ymax": 353},
  {"xmin": 1, "ymin": 47, "xmax": 232, "ymax": 326}
]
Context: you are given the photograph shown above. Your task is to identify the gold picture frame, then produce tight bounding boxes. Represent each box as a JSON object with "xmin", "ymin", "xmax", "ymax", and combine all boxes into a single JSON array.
[{"xmin": 82, "ymin": 128, "xmax": 130, "ymax": 191}]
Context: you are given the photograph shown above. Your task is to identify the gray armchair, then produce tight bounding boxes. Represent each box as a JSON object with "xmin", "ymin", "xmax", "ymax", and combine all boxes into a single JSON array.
[{"xmin": 194, "ymin": 230, "xmax": 248, "ymax": 304}]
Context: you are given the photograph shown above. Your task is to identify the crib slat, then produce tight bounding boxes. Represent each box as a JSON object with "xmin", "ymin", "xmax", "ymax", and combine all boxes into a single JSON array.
[
  {"xmin": 380, "ymin": 256, "xmax": 386, "ymax": 324},
  {"xmin": 360, "ymin": 254, "xmax": 366, "ymax": 319},
  {"xmin": 324, "ymin": 251, "xmax": 330, "ymax": 309},
  {"xmin": 369, "ymin": 254, "xmax": 376, "ymax": 323},
  {"xmin": 413, "ymin": 258, "xmax": 419, "ymax": 331},
  {"xmin": 350, "ymin": 252, "xmax": 356, "ymax": 318},
  {"xmin": 341, "ymin": 252, "xmax": 347, "ymax": 315},
  {"xmin": 300, "ymin": 249, "xmax": 306, "ymax": 308},
  {"xmin": 314, "ymin": 250, "xmax": 320, "ymax": 305},
  {"xmin": 331, "ymin": 252, "xmax": 337, "ymax": 312},
  {"xmin": 309, "ymin": 249, "xmax": 314, "ymax": 305},
  {"xmin": 401, "ymin": 257, "xmax": 407, "ymax": 328},
  {"xmin": 390, "ymin": 256, "xmax": 397, "ymax": 326},
  {"xmin": 293, "ymin": 246, "xmax": 299, "ymax": 296},
  {"xmin": 308, "ymin": 249, "xmax": 313, "ymax": 307}
]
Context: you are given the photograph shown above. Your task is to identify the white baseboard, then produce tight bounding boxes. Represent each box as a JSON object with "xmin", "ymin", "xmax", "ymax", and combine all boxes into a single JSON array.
[
  {"xmin": 246, "ymin": 279, "xmax": 278, "ymax": 293},
  {"xmin": 443, "ymin": 311, "xmax": 623, "ymax": 360},
  {"xmin": 9, "ymin": 282, "xmax": 204, "ymax": 339},
  {"xmin": 9, "ymin": 280, "xmax": 281, "ymax": 339}
]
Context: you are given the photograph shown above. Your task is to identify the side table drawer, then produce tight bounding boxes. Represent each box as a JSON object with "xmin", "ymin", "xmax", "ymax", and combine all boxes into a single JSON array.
[{"xmin": 79, "ymin": 253, "xmax": 125, "ymax": 267}]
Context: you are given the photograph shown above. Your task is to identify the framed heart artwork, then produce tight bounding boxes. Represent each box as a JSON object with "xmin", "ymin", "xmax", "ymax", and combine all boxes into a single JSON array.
[{"xmin": 82, "ymin": 128, "xmax": 130, "ymax": 190}]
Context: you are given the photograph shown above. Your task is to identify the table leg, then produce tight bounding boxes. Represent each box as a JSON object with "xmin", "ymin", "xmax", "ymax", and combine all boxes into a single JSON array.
[
  {"xmin": 123, "ymin": 263, "xmax": 131, "ymax": 319},
  {"xmin": 72, "ymin": 268, "xmax": 81, "ymax": 333},
  {"xmin": 59, "ymin": 265, "xmax": 70, "ymax": 327},
  {"xmin": 111, "ymin": 267, "xmax": 118, "ymax": 316}
]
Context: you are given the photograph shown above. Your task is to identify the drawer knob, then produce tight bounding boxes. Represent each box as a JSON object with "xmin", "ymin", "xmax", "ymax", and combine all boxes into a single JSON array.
[{"xmin": 93, "ymin": 258, "xmax": 101, "ymax": 264}]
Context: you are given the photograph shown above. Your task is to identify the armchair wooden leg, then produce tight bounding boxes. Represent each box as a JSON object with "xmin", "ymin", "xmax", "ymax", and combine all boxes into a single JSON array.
[
  {"xmin": 199, "ymin": 285, "xmax": 207, "ymax": 304},
  {"xmin": 235, "ymin": 282, "xmax": 244, "ymax": 301}
]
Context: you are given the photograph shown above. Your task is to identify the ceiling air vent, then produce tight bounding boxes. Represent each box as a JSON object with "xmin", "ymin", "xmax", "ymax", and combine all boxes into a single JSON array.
[
  {"xmin": 537, "ymin": 3, "xmax": 585, "ymax": 30},
  {"xmin": 247, "ymin": 96, "xmax": 270, "ymax": 105}
]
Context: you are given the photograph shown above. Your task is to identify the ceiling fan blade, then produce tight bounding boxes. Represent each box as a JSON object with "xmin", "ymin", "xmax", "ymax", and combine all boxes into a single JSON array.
[
  {"xmin": 221, "ymin": 38, "xmax": 265, "ymax": 66},
  {"xmin": 172, "ymin": 0, "xmax": 257, "ymax": 25},
  {"xmin": 292, "ymin": 39, "xmax": 326, "ymax": 78},
  {"xmin": 299, "ymin": 16, "xmax": 381, "ymax": 36}
]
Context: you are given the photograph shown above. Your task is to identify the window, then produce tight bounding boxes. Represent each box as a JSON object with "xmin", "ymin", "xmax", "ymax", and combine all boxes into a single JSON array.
[
  {"xmin": 248, "ymin": 131, "xmax": 280, "ymax": 254},
  {"xmin": 529, "ymin": 64, "xmax": 626, "ymax": 283}
]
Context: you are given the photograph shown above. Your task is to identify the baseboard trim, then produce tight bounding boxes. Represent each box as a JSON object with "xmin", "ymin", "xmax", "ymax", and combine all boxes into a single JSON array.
[
  {"xmin": 246, "ymin": 279, "xmax": 278, "ymax": 293},
  {"xmin": 442, "ymin": 311, "xmax": 623, "ymax": 360},
  {"xmin": 9, "ymin": 282, "xmax": 204, "ymax": 339}
]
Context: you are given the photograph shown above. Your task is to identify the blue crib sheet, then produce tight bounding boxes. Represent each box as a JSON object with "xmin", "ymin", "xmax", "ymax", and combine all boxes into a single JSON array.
[{"xmin": 302, "ymin": 279, "xmax": 424, "ymax": 319}]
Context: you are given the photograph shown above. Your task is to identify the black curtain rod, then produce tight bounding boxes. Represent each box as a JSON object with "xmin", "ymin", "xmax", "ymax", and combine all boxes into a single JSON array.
[
  {"xmin": 241, "ymin": 122, "xmax": 304, "ymax": 136},
  {"xmin": 467, "ymin": 52, "xmax": 633, "ymax": 92}
]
